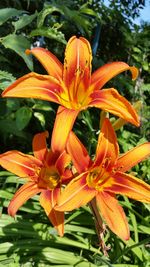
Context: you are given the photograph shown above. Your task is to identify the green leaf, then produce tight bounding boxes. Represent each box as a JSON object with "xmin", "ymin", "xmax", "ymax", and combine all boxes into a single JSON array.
[
  {"xmin": 33, "ymin": 112, "xmax": 45, "ymax": 128},
  {"xmin": 32, "ymin": 102, "xmax": 54, "ymax": 111},
  {"xmin": 133, "ymin": 47, "xmax": 141, "ymax": 53},
  {"xmin": 0, "ymin": 8, "xmax": 24, "ymax": 26},
  {"xmin": 16, "ymin": 107, "xmax": 32, "ymax": 130},
  {"xmin": 30, "ymin": 27, "xmax": 66, "ymax": 44},
  {"xmin": 79, "ymin": 7, "xmax": 101, "ymax": 21},
  {"xmin": 1, "ymin": 34, "xmax": 33, "ymax": 70},
  {"xmin": 0, "ymin": 118, "xmax": 28, "ymax": 138},
  {"xmin": 12, "ymin": 12, "xmax": 37, "ymax": 31},
  {"xmin": 37, "ymin": 6, "xmax": 63, "ymax": 28},
  {"xmin": 0, "ymin": 70, "xmax": 16, "ymax": 90}
]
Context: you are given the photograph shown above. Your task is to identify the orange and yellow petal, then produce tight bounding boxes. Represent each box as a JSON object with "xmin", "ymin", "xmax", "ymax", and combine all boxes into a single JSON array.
[
  {"xmin": 2, "ymin": 72, "xmax": 62, "ymax": 103},
  {"xmin": 116, "ymin": 142, "xmax": 150, "ymax": 172},
  {"xmin": 63, "ymin": 36, "xmax": 92, "ymax": 102},
  {"xmin": 96, "ymin": 192, "xmax": 130, "ymax": 240},
  {"xmin": 33, "ymin": 131, "xmax": 49, "ymax": 161},
  {"xmin": 67, "ymin": 131, "xmax": 92, "ymax": 173},
  {"xmin": 91, "ymin": 62, "xmax": 138, "ymax": 91},
  {"xmin": 56, "ymin": 174, "xmax": 97, "ymax": 211},
  {"xmin": 94, "ymin": 118, "xmax": 119, "ymax": 169},
  {"xmin": 8, "ymin": 182, "xmax": 41, "ymax": 216},
  {"xmin": 0, "ymin": 151, "xmax": 42, "ymax": 178},
  {"xmin": 55, "ymin": 151, "xmax": 71, "ymax": 176},
  {"xmin": 40, "ymin": 189, "xmax": 64, "ymax": 236},
  {"xmin": 26, "ymin": 47, "xmax": 63, "ymax": 79},
  {"xmin": 89, "ymin": 88, "xmax": 140, "ymax": 126},
  {"xmin": 51, "ymin": 106, "xmax": 78, "ymax": 153},
  {"xmin": 106, "ymin": 172, "xmax": 150, "ymax": 203}
]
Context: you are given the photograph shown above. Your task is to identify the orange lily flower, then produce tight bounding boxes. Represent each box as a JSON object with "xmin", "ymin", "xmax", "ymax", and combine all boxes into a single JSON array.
[
  {"xmin": 56, "ymin": 119, "xmax": 150, "ymax": 240},
  {"xmin": 2, "ymin": 36, "xmax": 139, "ymax": 152},
  {"xmin": 0, "ymin": 131, "xmax": 72, "ymax": 237}
]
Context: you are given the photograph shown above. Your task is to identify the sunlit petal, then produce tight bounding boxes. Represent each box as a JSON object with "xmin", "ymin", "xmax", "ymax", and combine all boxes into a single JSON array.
[
  {"xmin": 96, "ymin": 192, "xmax": 129, "ymax": 240},
  {"xmin": 8, "ymin": 182, "xmax": 40, "ymax": 216},
  {"xmin": 116, "ymin": 143, "xmax": 150, "ymax": 172},
  {"xmin": 63, "ymin": 36, "xmax": 92, "ymax": 102},
  {"xmin": 91, "ymin": 62, "xmax": 138, "ymax": 91},
  {"xmin": 89, "ymin": 88, "xmax": 140, "ymax": 126},
  {"xmin": 2, "ymin": 72, "xmax": 62, "ymax": 103},
  {"xmin": 94, "ymin": 118, "xmax": 119, "ymax": 169},
  {"xmin": 56, "ymin": 174, "xmax": 96, "ymax": 211},
  {"xmin": 51, "ymin": 106, "xmax": 78, "ymax": 153},
  {"xmin": 106, "ymin": 172, "xmax": 150, "ymax": 203},
  {"xmin": 26, "ymin": 47, "xmax": 63, "ymax": 79},
  {"xmin": 67, "ymin": 131, "xmax": 92, "ymax": 173},
  {"xmin": 33, "ymin": 131, "xmax": 49, "ymax": 161},
  {"xmin": 112, "ymin": 101, "xmax": 142, "ymax": 131},
  {"xmin": 40, "ymin": 188, "xmax": 64, "ymax": 236},
  {"xmin": 0, "ymin": 151, "xmax": 42, "ymax": 178}
]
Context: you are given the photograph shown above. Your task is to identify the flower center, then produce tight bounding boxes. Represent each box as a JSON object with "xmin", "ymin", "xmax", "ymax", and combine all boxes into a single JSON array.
[
  {"xmin": 86, "ymin": 160, "xmax": 113, "ymax": 191},
  {"xmin": 38, "ymin": 166, "xmax": 60, "ymax": 190}
]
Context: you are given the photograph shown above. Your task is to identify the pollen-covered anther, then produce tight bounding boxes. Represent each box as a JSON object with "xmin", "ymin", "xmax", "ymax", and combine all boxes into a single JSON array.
[
  {"xmin": 112, "ymin": 165, "xmax": 123, "ymax": 174},
  {"xmin": 87, "ymin": 169, "xmax": 99, "ymax": 188}
]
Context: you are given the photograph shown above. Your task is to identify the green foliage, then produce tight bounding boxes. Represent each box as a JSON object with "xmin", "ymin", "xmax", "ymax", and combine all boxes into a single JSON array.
[
  {"xmin": 0, "ymin": 70, "xmax": 15, "ymax": 90},
  {"xmin": 0, "ymin": 8, "xmax": 24, "ymax": 26},
  {"xmin": 1, "ymin": 34, "xmax": 33, "ymax": 70}
]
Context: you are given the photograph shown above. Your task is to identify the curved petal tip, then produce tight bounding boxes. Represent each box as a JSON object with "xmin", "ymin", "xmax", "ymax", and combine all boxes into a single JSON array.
[{"xmin": 130, "ymin": 66, "xmax": 139, "ymax": 80}]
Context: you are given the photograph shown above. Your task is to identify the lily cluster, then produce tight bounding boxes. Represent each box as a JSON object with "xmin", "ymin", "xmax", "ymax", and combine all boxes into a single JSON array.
[{"xmin": 0, "ymin": 36, "xmax": 150, "ymax": 241}]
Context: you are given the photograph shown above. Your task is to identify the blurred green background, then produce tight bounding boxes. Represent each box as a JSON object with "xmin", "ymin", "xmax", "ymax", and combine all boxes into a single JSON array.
[{"xmin": 0, "ymin": 0, "xmax": 150, "ymax": 266}]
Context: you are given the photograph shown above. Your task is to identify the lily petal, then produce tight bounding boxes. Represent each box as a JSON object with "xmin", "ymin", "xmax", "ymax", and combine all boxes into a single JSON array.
[
  {"xmin": 0, "ymin": 151, "xmax": 42, "ymax": 178},
  {"xmin": 56, "ymin": 174, "xmax": 96, "ymax": 211},
  {"xmin": 96, "ymin": 192, "xmax": 129, "ymax": 240},
  {"xmin": 2, "ymin": 72, "xmax": 62, "ymax": 103},
  {"xmin": 89, "ymin": 88, "xmax": 140, "ymax": 126},
  {"xmin": 116, "ymin": 143, "xmax": 150, "ymax": 172},
  {"xmin": 8, "ymin": 182, "xmax": 41, "ymax": 216},
  {"xmin": 106, "ymin": 172, "xmax": 150, "ymax": 203},
  {"xmin": 94, "ymin": 118, "xmax": 119, "ymax": 169},
  {"xmin": 91, "ymin": 62, "xmax": 138, "ymax": 91},
  {"xmin": 33, "ymin": 131, "xmax": 49, "ymax": 161},
  {"xmin": 40, "ymin": 188, "xmax": 64, "ymax": 236},
  {"xmin": 55, "ymin": 151, "xmax": 71, "ymax": 176},
  {"xmin": 51, "ymin": 106, "xmax": 78, "ymax": 153},
  {"xmin": 26, "ymin": 47, "xmax": 63, "ymax": 79},
  {"xmin": 63, "ymin": 36, "xmax": 91, "ymax": 102},
  {"xmin": 67, "ymin": 131, "xmax": 92, "ymax": 173}
]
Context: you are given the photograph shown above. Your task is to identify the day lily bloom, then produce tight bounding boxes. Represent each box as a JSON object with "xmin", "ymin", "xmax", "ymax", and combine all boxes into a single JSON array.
[
  {"xmin": 0, "ymin": 131, "xmax": 72, "ymax": 236},
  {"xmin": 2, "ymin": 36, "xmax": 139, "ymax": 152},
  {"xmin": 56, "ymin": 118, "xmax": 150, "ymax": 240}
]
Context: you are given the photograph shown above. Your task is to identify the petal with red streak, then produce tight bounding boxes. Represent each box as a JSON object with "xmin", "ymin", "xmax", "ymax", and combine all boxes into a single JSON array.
[
  {"xmin": 106, "ymin": 172, "xmax": 150, "ymax": 203},
  {"xmin": 56, "ymin": 174, "xmax": 96, "ymax": 211},
  {"xmin": 94, "ymin": 118, "xmax": 119, "ymax": 169},
  {"xmin": 26, "ymin": 47, "xmax": 63, "ymax": 79},
  {"xmin": 67, "ymin": 131, "xmax": 92, "ymax": 173},
  {"xmin": 33, "ymin": 131, "xmax": 49, "ymax": 161},
  {"xmin": 89, "ymin": 88, "xmax": 140, "ymax": 126},
  {"xmin": 55, "ymin": 151, "xmax": 71, "ymax": 176},
  {"xmin": 63, "ymin": 36, "xmax": 92, "ymax": 102},
  {"xmin": 116, "ymin": 142, "xmax": 150, "ymax": 172},
  {"xmin": 96, "ymin": 192, "xmax": 129, "ymax": 240},
  {"xmin": 40, "ymin": 189, "xmax": 64, "ymax": 236},
  {"xmin": 51, "ymin": 106, "xmax": 78, "ymax": 153},
  {"xmin": 8, "ymin": 182, "xmax": 40, "ymax": 216},
  {"xmin": 91, "ymin": 62, "xmax": 138, "ymax": 91},
  {"xmin": 0, "ymin": 151, "xmax": 42, "ymax": 178},
  {"xmin": 2, "ymin": 72, "xmax": 62, "ymax": 103}
]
